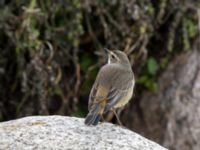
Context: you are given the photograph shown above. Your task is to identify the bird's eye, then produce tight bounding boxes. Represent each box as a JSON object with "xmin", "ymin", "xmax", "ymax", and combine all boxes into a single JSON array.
[{"xmin": 111, "ymin": 55, "xmax": 115, "ymax": 59}]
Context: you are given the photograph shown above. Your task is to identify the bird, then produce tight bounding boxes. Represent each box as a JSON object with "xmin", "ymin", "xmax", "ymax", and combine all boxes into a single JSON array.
[{"xmin": 84, "ymin": 48, "xmax": 135, "ymax": 126}]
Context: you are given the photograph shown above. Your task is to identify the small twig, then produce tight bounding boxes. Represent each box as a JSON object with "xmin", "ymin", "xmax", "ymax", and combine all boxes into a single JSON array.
[
  {"xmin": 99, "ymin": 14, "xmax": 111, "ymax": 39},
  {"xmin": 126, "ymin": 35, "xmax": 144, "ymax": 55},
  {"xmin": 105, "ymin": 13, "xmax": 122, "ymax": 32},
  {"xmin": 156, "ymin": 0, "xmax": 167, "ymax": 24},
  {"xmin": 85, "ymin": 14, "xmax": 102, "ymax": 48},
  {"xmin": 22, "ymin": 6, "xmax": 41, "ymax": 14},
  {"xmin": 124, "ymin": 38, "xmax": 132, "ymax": 53},
  {"xmin": 167, "ymin": 11, "xmax": 183, "ymax": 52},
  {"xmin": 74, "ymin": 64, "xmax": 81, "ymax": 96},
  {"xmin": 55, "ymin": 65, "xmax": 62, "ymax": 84},
  {"xmin": 45, "ymin": 41, "xmax": 54, "ymax": 64},
  {"xmin": 197, "ymin": 8, "xmax": 200, "ymax": 50}
]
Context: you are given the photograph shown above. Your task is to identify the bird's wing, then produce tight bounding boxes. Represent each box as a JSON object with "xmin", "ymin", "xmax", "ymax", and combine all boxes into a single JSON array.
[
  {"xmin": 104, "ymin": 71, "xmax": 134, "ymax": 111},
  {"xmin": 88, "ymin": 65, "xmax": 112, "ymax": 109},
  {"xmin": 88, "ymin": 64, "xmax": 134, "ymax": 111}
]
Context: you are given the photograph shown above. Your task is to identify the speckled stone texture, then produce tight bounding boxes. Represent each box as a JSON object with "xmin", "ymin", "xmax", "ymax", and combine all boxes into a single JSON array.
[{"xmin": 0, "ymin": 116, "xmax": 167, "ymax": 150}]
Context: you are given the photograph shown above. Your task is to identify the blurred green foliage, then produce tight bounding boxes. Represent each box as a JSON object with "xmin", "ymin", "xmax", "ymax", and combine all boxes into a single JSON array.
[
  {"xmin": 137, "ymin": 57, "xmax": 158, "ymax": 92},
  {"xmin": 147, "ymin": 57, "xmax": 158, "ymax": 75}
]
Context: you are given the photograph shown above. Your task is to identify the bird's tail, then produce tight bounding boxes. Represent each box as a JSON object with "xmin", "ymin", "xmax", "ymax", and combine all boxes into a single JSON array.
[{"xmin": 84, "ymin": 101, "xmax": 105, "ymax": 126}]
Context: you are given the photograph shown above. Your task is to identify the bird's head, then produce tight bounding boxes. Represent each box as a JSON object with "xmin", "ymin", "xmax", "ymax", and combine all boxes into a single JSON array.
[{"xmin": 104, "ymin": 48, "xmax": 130, "ymax": 66}]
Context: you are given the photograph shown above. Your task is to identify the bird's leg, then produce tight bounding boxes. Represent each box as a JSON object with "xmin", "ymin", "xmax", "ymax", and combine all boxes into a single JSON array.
[
  {"xmin": 101, "ymin": 115, "xmax": 105, "ymax": 122},
  {"xmin": 112, "ymin": 109, "xmax": 123, "ymax": 126}
]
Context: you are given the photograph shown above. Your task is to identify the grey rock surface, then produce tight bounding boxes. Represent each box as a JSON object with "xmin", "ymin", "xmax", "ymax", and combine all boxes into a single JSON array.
[{"xmin": 0, "ymin": 116, "xmax": 167, "ymax": 150}]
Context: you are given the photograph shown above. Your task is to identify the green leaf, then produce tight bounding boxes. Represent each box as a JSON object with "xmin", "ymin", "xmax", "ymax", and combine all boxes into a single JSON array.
[
  {"xmin": 147, "ymin": 57, "xmax": 158, "ymax": 75},
  {"xmin": 186, "ymin": 19, "xmax": 197, "ymax": 38},
  {"xmin": 80, "ymin": 54, "xmax": 93, "ymax": 72},
  {"xmin": 137, "ymin": 75, "xmax": 158, "ymax": 92},
  {"xmin": 137, "ymin": 75, "xmax": 149, "ymax": 84},
  {"xmin": 145, "ymin": 79, "xmax": 158, "ymax": 92}
]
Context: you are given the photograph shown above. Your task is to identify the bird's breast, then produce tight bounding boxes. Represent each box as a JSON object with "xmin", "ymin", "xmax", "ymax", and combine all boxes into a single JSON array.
[{"xmin": 114, "ymin": 79, "xmax": 134, "ymax": 108}]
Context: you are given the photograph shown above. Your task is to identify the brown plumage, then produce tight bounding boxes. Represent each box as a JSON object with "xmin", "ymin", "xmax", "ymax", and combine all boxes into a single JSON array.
[{"xmin": 84, "ymin": 49, "xmax": 135, "ymax": 126}]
